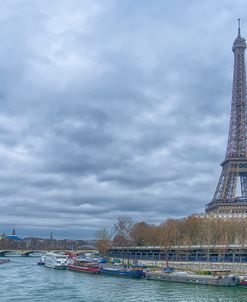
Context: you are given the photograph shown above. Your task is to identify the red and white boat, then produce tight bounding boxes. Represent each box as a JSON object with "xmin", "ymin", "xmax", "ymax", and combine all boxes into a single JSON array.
[
  {"xmin": 240, "ymin": 276, "xmax": 247, "ymax": 287},
  {"xmin": 68, "ymin": 260, "xmax": 101, "ymax": 274}
]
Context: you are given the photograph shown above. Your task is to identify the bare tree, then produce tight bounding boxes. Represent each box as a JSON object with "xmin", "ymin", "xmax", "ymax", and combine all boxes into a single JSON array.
[
  {"xmin": 157, "ymin": 219, "xmax": 177, "ymax": 267},
  {"xmin": 95, "ymin": 228, "xmax": 111, "ymax": 256},
  {"xmin": 130, "ymin": 221, "xmax": 153, "ymax": 246},
  {"xmin": 113, "ymin": 217, "xmax": 134, "ymax": 247},
  {"xmin": 113, "ymin": 217, "xmax": 134, "ymax": 265}
]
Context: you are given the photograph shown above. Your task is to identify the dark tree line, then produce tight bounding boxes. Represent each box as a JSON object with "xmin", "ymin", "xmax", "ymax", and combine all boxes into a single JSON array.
[
  {"xmin": 0, "ymin": 236, "xmax": 94, "ymax": 250},
  {"xmin": 95, "ymin": 216, "xmax": 247, "ymax": 255}
]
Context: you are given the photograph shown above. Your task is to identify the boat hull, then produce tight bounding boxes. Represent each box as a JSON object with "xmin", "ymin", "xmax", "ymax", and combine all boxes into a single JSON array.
[
  {"xmin": 145, "ymin": 272, "xmax": 239, "ymax": 287},
  {"xmin": 101, "ymin": 268, "xmax": 144, "ymax": 278},
  {"xmin": 68, "ymin": 264, "xmax": 101, "ymax": 274},
  {"xmin": 0, "ymin": 259, "xmax": 11, "ymax": 265},
  {"xmin": 240, "ymin": 278, "xmax": 247, "ymax": 287},
  {"xmin": 37, "ymin": 262, "xmax": 45, "ymax": 265},
  {"xmin": 44, "ymin": 263, "xmax": 67, "ymax": 269}
]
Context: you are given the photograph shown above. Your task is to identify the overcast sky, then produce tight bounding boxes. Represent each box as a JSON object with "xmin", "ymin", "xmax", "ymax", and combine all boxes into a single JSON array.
[{"xmin": 0, "ymin": 0, "xmax": 246, "ymax": 239}]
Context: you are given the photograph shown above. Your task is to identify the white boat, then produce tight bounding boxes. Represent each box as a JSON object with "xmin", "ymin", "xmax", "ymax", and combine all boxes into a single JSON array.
[
  {"xmin": 44, "ymin": 252, "xmax": 69, "ymax": 269},
  {"xmin": 37, "ymin": 255, "xmax": 46, "ymax": 265}
]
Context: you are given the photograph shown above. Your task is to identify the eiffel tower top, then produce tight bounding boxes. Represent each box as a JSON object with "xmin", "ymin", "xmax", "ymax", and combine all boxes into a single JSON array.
[{"xmin": 232, "ymin": 18, "xmax": 246, "ymax": 50}]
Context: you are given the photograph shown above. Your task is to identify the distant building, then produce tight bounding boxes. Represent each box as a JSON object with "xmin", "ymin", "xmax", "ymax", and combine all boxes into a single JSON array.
[
  {"xmin": 6, "ymin": 228, "xmax": 24, "ymax": 240},
  {"xmin": 50, "ymin": 231, "xmax": 54, "ymax": 240}
]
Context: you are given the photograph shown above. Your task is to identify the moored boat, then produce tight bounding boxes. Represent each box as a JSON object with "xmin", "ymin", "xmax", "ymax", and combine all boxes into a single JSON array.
[
  {"xmin": 37, "ymin": 255, "xmax": 45, "ymax": 265},
  {"xmin": 0, "ymin": 259, "xmax": 11, "ymax": 265},
  {"xmin": 68, "ymin": 260, "xmax": 101, "ymax": 274},
  {"xmin": 101, "ymin": 266, "xmax": 144, "ymax": 278},
  {"xmin": 240, "ymin": 276, "xmax": 247, "ymax": 287},
  {"xmin": 44, "ymin": 252, "xmax": 68, "ymax": 269},
  {"xmin": 145, "ymin": 269, "xmax": 239, "ymax": 287}
]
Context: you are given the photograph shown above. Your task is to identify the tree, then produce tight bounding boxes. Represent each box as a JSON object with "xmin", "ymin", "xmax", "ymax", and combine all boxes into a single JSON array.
[
  {"xmin": 112, "ymin": 217, "xmax": 134, "ymax": 265},
  {"xmin": 130, "ymin": 221, "xmax": 152, "ymax": 246},
  {"xmin": 157, "ymin": 219, "xmax": 177, "ymax": 266},
  {"xmin": 181, "ymin": 216, "xmax": 203, "ymax": 246},
  {"xmin": 95, "ymin": 228, "xmax": 111, "ymax": 256},
  {"xmin": 237, "ymin": 218, "xmax": 247, "ymax": 246},
  {"xmin": 113, "ymin": 217, "xmax": 134, "ymax": 247},
  {"xmin": 112, "ymin": 235, "xmax": 126, "ymax": 247}
]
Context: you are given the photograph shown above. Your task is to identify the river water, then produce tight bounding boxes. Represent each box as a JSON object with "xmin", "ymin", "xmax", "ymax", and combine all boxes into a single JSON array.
[{"xmin": 1, "ymin": 257, "xmax": 246, "ymax": 302}]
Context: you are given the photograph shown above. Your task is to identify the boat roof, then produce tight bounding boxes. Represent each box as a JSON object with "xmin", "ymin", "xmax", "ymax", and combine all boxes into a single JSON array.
[{"xmin": 204, "ymin": 269, "xmax": 231, "ymax": 272}]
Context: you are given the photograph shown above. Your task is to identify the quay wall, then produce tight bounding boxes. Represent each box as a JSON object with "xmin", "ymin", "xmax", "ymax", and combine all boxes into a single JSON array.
[
  {"xmin": 168, "ymin": 261, "xmax": 247, "ymax": 273},
  {"xmin": 115, "ymin": 258, "xmax": 247, "ymax": 273}
]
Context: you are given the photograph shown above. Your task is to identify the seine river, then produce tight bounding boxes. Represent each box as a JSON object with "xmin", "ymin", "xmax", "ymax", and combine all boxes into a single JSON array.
[{"xmin": 1, "ymin": 257, "xmax": 246, "ymax": 301}]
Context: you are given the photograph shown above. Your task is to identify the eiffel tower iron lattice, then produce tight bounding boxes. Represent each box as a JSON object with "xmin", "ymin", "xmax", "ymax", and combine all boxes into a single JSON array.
[{"xmin": 206, "ymin": 19, "xmax": 247, "ymax": 216}]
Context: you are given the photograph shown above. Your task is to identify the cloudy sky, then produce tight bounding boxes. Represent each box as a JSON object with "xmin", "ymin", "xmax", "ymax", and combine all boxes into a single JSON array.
[{"xmin": 0, "ymin": 0, "xmax": 246, "ymax": 239}]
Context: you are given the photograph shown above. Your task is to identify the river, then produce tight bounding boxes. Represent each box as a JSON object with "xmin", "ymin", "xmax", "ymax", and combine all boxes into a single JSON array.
[{"xmin": 0, "ymin": 257, "xmax": 246, "ymax": 301}]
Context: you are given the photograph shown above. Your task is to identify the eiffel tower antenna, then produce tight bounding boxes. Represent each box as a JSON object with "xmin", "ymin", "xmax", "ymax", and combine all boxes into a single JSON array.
[{"xmin": 238, "ymin": 18, "xmax": 241, "ymax": 37}]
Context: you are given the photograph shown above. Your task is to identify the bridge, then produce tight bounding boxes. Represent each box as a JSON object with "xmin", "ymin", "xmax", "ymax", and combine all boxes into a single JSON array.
[
  {"xmin": 109, "ymin": 244, "xmax": 247, "ymax": 263},
  {"xmin": 0, "ymin": 249, "xmax": 96, "ymax": 257}
]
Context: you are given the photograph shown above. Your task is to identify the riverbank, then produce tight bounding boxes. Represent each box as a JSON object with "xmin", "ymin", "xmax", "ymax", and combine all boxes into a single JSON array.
[
  {"xmin": 169, "ymin": 261, "xmax": 247, "ymax": 274},
  {"xmin": 117, "ymin": 258, "xmax": 247, "ymax": 274}
]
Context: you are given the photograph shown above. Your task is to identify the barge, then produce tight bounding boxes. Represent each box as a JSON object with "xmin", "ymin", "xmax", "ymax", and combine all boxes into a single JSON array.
[
  {"xmin": 101, "ymin": 266, "xmax": 144, "ymax": 278},
  {"xmin": 145, "ymin": 269, "xmax": 239, "ymax": 287},
  {"xmin": 68, "ymin": 260, "xmax": 101, "ymax": 274}
]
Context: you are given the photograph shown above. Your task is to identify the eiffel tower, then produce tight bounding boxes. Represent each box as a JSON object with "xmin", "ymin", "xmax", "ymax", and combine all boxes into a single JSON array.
[{"xmin": 206, "ymin": 19, "xmax": 247, "ymax": 217}]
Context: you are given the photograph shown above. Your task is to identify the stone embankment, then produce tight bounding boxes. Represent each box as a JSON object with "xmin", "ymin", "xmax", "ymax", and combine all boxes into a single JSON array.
[
  {"xmin": 120, "ymin": 259, "xmax": 247, "ymax": 273},
  {"xmin": 169, "ymin": 261, "xmax": 247, "ymax": 274}
]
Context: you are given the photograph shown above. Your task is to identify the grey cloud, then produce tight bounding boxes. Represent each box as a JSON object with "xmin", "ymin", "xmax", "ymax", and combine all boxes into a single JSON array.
[{"xmin": 0, "ymin": 0, "xmax": 244, "ymax": 238}]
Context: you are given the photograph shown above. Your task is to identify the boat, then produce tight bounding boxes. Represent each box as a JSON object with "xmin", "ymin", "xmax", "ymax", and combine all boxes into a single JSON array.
[
  {"xmin": 240, "ymin": 276, "xmax": 247, "ymax": 287},
  {"xmin": 0, "ymin": 259, "xmax": 11, "ymax": 265},
  {"xmin": 68, "ymin": 260, "xmax": 101, "ymax": 273},
  {"xmin": 64, "ymin": 252, "xmax": 77, "ymax": 259},
  {"xmin": 44, "ymin": 252, "xmax": 68, "ymax": 269},
  {"xmin": 145, "ymin": 269, "xmax": 239, "ymax": 287},
  {"xmin": 100, "ymin": 266, "xmax": 144, "ymax": 278},
  {"xmin": 37, "ymin": 255, "xmax": 46, "ymax": 265}
]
